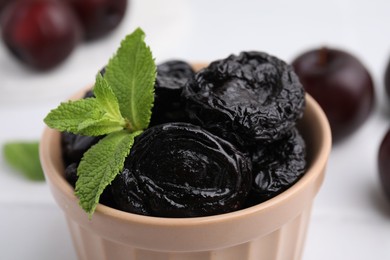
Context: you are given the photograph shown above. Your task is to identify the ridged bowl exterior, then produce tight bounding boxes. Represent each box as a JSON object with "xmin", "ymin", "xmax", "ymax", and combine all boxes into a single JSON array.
[
  {"xmin": 64, "ymin": 206, "xmax": 313, "ymax": 260},
  {"xmin": 40, "ymin": 88, "xmax": 331, "ymax": 260}
]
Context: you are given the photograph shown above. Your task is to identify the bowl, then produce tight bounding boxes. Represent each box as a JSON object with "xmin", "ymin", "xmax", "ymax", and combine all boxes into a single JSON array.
[{"xmin": 40, "ymin": 84, "xmax": 331, "ymax": 260}]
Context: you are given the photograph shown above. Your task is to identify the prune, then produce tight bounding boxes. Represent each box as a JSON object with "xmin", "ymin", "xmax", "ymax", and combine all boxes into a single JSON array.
[
  {"xmin": 111, "ymin": 122, "xmax": 252, "ymax": 217},
  {"xmin": 378, "ymin": 128, "xmax": 390, "ymax": 202},
  {"xmin": 64, "ymin": 162, "xmax": 78, "ymax": 187},
  {"xmin": 149, "ymin": 60, "xmax": 195, "ymax": 126},
  {"xmin": 1, "ymin": 0, "xmax": 82, "ymax": 70},
  {"xmin": 292, "ymin": 47, "xmax": 374, "ymax": 142},
  {"xmin": 182, "ymin": 51, "xmax": 305, "ymax": 147},
  {"xmin": 246, "ymin": 128, "xmax": 306, "ymax": 206},
  {"xmin": 83, "ymin": 89, "xmax": 95, "ymax": 98},
  {"xmin": 64, "ymin": 161, "xmax": 116, "ymax": 206},
  {"xmin": 61, "ymin": 132, "xmax": 102, "ymax": 165},
  {"xmin": 99, "ymin": 66, "xmax": 107, "ymax": 77}
]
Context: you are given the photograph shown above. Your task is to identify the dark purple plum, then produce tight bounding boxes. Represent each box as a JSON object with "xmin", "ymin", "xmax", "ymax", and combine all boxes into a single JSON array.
[
  {"xmin": 65, "ymin": 0, "xmax": 128, "ymax": 40},
  {"xmin": 1, "ymin": 0, "xmax": 82, "ymax": 70},
  {"xmin": 292, "ymin": 47, "xmax": 374, "ymax": 142}
]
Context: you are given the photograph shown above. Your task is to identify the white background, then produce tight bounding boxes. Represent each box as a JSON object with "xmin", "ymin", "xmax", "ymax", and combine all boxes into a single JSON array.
[{"xmin": 1, "ymin": 0, "xmax": 390, "ymax": 259}]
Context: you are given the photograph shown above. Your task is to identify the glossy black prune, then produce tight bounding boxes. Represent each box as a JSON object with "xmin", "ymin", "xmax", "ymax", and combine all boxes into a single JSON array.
[
  {"xmin": 246, "ymin": 128, "xmax": 306, "ymax": 206},
  {"xmin": 61, "ymin": 132, "xmax": 101, "ymax": 165},
  {"xmin": 63, "ymin": 161, "xmax": 116, "ymax": 206},
  {"xmin": 157, "ymin": 60, "xmax": 195, "ymax": 79},
  {"xmin": 111, "ymin": 122, "xmax": 252, "ymax": 217},
  {"xmin": 182, "ymin": 51, "xmax": 305, "ymax": 147},
  {"xmin": 149, "ymin": 60, "xmax": 195, "ymax": 126},
  {"xmin": 64, "ymin": 162, "xmax": 78, "ymax": 187}
]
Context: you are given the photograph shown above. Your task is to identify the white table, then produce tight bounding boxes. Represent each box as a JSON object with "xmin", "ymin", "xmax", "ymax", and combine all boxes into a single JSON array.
[{"xmin": 1, "ymin": 1, "xmax": 390, "ymax": 259}]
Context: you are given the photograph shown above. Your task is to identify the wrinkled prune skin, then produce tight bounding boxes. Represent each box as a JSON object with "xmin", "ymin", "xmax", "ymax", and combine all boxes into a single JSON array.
[
  {"xmin": 157, "ymin": 60, "xmax": 195, "ymax": 79},
  {"xmin": 246, "ymin": 128, "xmax": 306, "ymax": 206},
  {"xmin": 61, "ymin": 132, "xmax": 102, "ymax": 190},
  {"xmin": 61, "ymin": 130, "xmax": 117, "ymax": 206},
  {"xmin": 63, "ymin": 161, "xmax": 116, "ymax": 206},
  {"xmin": 111, "ymin": 122, "xmax": 252, "ymax": 217},
  {"xmin": 83, "ymin": 89, "xmax": 95, "ymax": 98},
  {"xmin": 64, "ymin": 162, "xmax": 78, "ymax": 187},
  {"xmin": 61, "ymin": 89, "xmax": 99, "ymax": 188},
  {"xmin": 182, "ymin": 51, "xmax": 305, "ymax": 147},
  {"xmin": 149, "ymin": 60, "xmax": 195, "ymax": 126},
  {"xmin": 61, "ymin": 132, "xmax": 101, "ymax": 165}
]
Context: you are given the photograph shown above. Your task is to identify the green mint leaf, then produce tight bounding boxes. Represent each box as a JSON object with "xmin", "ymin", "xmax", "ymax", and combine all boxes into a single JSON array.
[
  {"xmin": 44, "ymin": 88, "xmax": 126, "ymax": 136},
  {"xmin": 44, "ymin": 98, "xmax": 102, "ymax": 135},
  {"xmin": 3, "ymin": 141, "xmax": 44, "ymax": 181},
  {"xmin": 105, "ymin": 27, "xmax": 156, "ymax": 131},
  {"xmin": 74, "ymin": 74, "xmax": 128, "ymax": 136},
  {"xmin": 75, "ymin": 130, "xmax": 142, "ymax": 217},
  {"xmin": 77, "ymin": 118, "xmax": 124, "ymax": 136},
  {"xmin": 94, "ymin": 73, "xmax": 125, "ymax": 123}
]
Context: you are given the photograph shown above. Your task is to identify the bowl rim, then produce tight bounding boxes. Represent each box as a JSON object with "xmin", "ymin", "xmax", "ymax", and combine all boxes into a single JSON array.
[{"xmin": 40, "ymin": 92, "xmax": 332, "ymax": 227}]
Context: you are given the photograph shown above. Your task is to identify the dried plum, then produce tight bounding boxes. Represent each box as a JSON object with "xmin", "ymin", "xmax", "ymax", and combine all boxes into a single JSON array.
[
  {"xmin": 182, "ymin": 51, "xmax": 305, "ymax": 147},
  {"xmin": 157, "ymin": 60, "xmax": 195, "ymax": 79},
  {"xmin": 61, "ymin": 132, "xmax": 115, "ymax": 205},
  {"xmin": 149, "ymin": 60, "xmax": 195, "ymax": 126},
  {"xmin": 83, "ymin": 89, "xmax": 95, "ymax": 98},
  {"xmin": 64, "ymin": 162, "xmax": 78, "ymax": 187},
  {"xmin": 246, "ymin": 128, "xmax": 306, "ymax": 206},
  {"xmin": 61, "ymin": 132, "xmax": 101, "ymax": 165},
  {"xmin": 61, "ymin": 89, "xmax": 102, "ymax": 187},
  {"xmin": 111, "ymin": 122, "xmax": 252, "ymax": 217}
]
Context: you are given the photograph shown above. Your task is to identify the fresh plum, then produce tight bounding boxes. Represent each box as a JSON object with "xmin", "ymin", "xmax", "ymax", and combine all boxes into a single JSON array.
[
  {"xmin": 65, "ymin": 0, "xmax": 128, "ymax": 40},
  {"xmin": 1, "ymin": 0, "xmax": 82, "ymax": 70},
  {"xmin": 292, "ymin": 47, "xmax": 374, "ymax": 142}
]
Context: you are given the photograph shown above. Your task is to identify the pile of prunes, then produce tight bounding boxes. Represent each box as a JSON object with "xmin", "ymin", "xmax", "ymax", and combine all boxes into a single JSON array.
[{"xmin": 61, "ymin": 51, "xmax": 307, "ymax": 218}]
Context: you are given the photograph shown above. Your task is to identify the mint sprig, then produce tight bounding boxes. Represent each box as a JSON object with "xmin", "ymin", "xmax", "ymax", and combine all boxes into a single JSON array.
[
  {"xmin": 44, "ymin": 74, "xmax": 126, "ymax": 136},
  {"xmin": 43, "ymin": 28, "xmax": 156, "ymax": 217}
]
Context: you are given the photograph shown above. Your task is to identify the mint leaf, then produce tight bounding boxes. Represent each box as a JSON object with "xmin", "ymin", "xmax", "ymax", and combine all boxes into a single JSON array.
[
  {"xmin": 75, "ymin": 74, "xmax": 128, "ymax": 136},
  {"xmin": 44, "ymin": 98, "xmax": 102, "ymax": 134},
  {"xmin": 77, "ymin": 118, "xmax": 124, "ymax": 136},
  {"xmin": 44, "ymin": 77, "xmax": 126, "ymax": 136},
  {"xmin": 75, "ymin": 130, "xmax": 142, "ymax": 217},
  {"xmin": 94, "ymin": 73, "xmax": 125, "ymax": 123},
  {"xmin": 3, "ymin": 141, "xmax": 44, "ymax": 181},
  {"xmin": 105, "ymin": 28, "xmax": 156, "ymax": 131}
]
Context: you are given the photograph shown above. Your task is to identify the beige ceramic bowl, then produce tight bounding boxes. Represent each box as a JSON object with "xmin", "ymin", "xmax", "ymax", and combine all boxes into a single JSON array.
[{"xmin": 40, "ymin": 83, "xmax": 331, "ymax": 260}]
